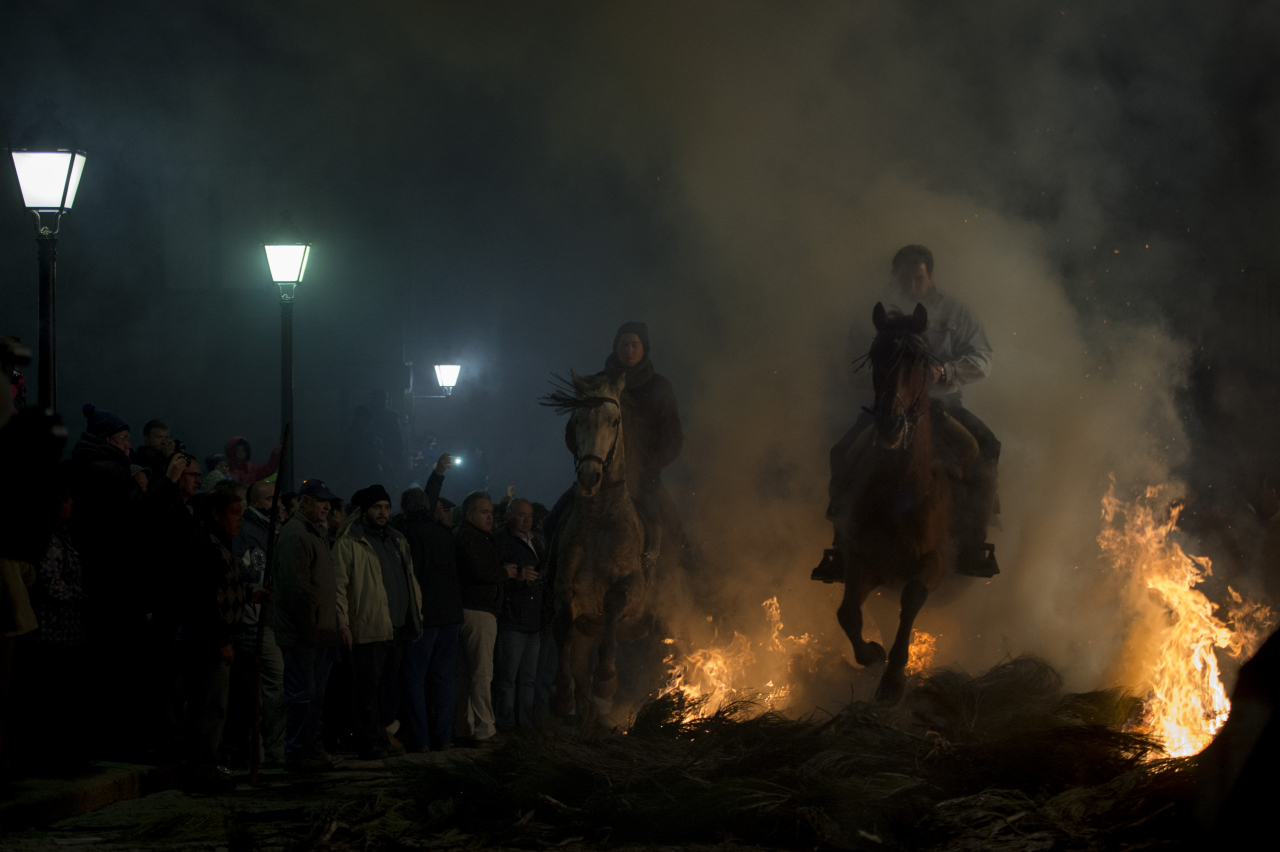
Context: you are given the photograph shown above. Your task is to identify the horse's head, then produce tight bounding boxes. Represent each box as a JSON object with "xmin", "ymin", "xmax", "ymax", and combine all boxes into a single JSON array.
[
  {"xmin": 545, "ymin": 370, "xmax": 626, "ymax": 497},
  {"xmin": 867, "ymin": 301, "xmax": 934, "ymax": 450}
]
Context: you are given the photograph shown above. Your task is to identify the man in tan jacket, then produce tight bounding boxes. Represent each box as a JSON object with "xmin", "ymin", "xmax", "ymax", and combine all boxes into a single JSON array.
[{"xmin": 334, "ymin": 484, "xmax": 422, "ymax": 760}]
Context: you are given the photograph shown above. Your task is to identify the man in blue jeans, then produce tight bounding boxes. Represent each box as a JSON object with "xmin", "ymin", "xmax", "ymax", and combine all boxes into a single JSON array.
[
  {"xmin": 393, "ymin": 488, "xmax": 463, "ymax": 751},
  {"xmin": 272, "ymin": 478, "xmax": 339, "ymax": 771},
  {"xmin": 493, "ymin": 498, "xmax": 545, "ymax": 730}
]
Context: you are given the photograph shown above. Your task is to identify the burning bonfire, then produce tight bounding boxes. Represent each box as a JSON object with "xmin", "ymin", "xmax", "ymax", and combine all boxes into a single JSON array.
[
  {"xmin": 659, "ymin": 596, "xmax": 937, "ymax": 719},
  {"xmin": 1099, "ymin": 482, "xmax": 1274, "ymax": 757},
  {"xmin": 657, "ymin": 482, "xmax": 1272, "ymax": 760}
]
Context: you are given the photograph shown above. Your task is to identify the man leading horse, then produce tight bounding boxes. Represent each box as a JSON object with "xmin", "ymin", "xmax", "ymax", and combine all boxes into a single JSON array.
[{"xmin": 818, "ymin": 244, "xmax": 1001, "ymax": 580}]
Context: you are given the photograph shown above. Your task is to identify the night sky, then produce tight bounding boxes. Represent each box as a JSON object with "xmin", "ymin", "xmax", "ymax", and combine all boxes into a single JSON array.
[{"xmin": 4, "ymin": 1, "xmax": 1279, "ymax": 505}]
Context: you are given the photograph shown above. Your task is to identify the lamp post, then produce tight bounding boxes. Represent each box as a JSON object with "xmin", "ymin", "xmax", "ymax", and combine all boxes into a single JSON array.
[
  {"xmin": 8, "ymin": 129, "xmax": 87, "ymax": 412},
  {"xmin": 264, "ymin": 238, "xmax": 310, "ymax": 492},
  {"xmin": 434, "ymin": 364, "xmax": 461, "ymax": 397}
]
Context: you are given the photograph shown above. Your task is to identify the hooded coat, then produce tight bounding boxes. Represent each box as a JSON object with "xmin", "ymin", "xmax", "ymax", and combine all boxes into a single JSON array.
[
  {"xmin": 333, "ymin": 518, "xmax": 423, "ymax": 644},
  {"xmin": 225, "ymin": 436, "xmax": 280, "ymax": 485},
  {"xmin": 565, "ymin": 355, "xmax": 683, "ymax": 493}
]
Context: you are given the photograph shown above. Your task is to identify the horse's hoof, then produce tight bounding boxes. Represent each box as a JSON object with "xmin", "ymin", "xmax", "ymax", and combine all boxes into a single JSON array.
[
  {"xmin": 854, "ymin": 641, "xmax": 886, "ymax": 667},
  {"xmin": 874, "ymin": 670, "xmax": 906, "ymax": 705}
]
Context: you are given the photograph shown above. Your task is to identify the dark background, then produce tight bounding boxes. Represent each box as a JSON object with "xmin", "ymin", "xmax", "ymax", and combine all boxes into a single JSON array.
[{"xmin": 3, "ymin": 0, "xmax": 1280, "ymax": 506}]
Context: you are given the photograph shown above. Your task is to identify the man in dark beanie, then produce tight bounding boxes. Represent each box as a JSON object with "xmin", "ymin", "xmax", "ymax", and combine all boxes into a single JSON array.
[
  {"xmin": 333, "ymin": 484, "xmax": 421, "ymax": 760},
  {"xmin": 562, "ymin": 322, "xmax": 684, "ymax": 570}
]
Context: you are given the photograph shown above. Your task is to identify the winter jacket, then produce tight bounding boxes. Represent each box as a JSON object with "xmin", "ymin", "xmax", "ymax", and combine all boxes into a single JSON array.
[
  {"xmin": 392, "ymin": 509, "xmax": 463, "ymax": 627},
  {"xmin": 232, "ymin": 506, "xmax": 273, "ymax": 628},
  {"xmin": 32, "ymin": 528, "xmax": 88, "ymax": 646},
  {"xmin": 134, "ymin": 473, "xmax": 200, "ymax": 631},
  {"xmin": 454, "ymin": 521, "xmax": 506, "ymax": 616},
  {"xmin": 181, "ymin": 523, "xmax": 246, "ymax": 649},
  {"xmin": 272, "ymin": 514, "xmax": 337, "ymax": 648},
  {"xmin": 225, "ymin": 435, "xmax": 280, "ymax": 485},
  {"xmin": 494, "ymin": 526, "xmax": 545, "ymax": 633},
  {"xmin": 333, "ymin": 519, "xmax": 422, "ymax": 644},
  {"xmin": 566, "ymin": 355, "xmax": 683, "ymax": 491},
  {"xmin": 69, "ymin": 432, "xmax": 140, "ymax": 619},
  {"xmin": 0, "ymin": 559, "xmax": 37, "ymax": 638}
]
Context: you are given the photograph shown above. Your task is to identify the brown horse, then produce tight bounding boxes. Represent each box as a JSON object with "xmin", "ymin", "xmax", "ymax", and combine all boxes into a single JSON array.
[
  {"xmin": 835, "ymin": 302, "xmax": 953, "ymax": 704},
  {"xmin": 541, "ymin": 371, "xmax": 649, "ymax": 721}
]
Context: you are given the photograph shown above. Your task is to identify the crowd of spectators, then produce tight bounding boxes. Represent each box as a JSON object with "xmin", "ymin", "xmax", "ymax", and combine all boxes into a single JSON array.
[{"xmin": 0, "ymin": 380, "xmax": 552, "ymax": 791}]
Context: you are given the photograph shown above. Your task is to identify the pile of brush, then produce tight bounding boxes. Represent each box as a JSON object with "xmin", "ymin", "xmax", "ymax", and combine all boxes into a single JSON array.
[{"xmin": 388, "ymin": 657, "xmax": 1193, "ymax": 850}]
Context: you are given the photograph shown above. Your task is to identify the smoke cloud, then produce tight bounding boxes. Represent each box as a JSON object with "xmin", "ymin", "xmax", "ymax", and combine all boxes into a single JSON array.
[{"xmin": 5, "ymin": 2, "xmax": 1273, "ymax": 705}]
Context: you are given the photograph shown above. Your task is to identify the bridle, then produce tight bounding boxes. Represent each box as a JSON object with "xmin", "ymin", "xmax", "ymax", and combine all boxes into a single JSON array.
[
  {"xmin": 574, "ymin": 396, "xmax": 624, "ymax": 487},
  {"xmin": 857, "ymin": 331, "xmax": 933, "ymax": 451}
]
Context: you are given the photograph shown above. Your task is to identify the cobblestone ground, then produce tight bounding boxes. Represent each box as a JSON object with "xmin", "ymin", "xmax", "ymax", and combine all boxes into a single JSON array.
[
  {"xmin": 3, "ymin": 754, "xmax": 451, "ymax": 851},
  {"xmin": 2, "ymin": 752, "xmax": 770, "ymax": 852}
]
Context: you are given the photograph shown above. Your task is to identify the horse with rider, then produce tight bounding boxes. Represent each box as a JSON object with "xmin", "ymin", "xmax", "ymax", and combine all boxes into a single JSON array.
[
  {"xmin": 817, "ymin": 244, "xmax": 1002, "ymax": 702},
  {"xmin": 541, "ymin": 322, "xmax": 684, "ymax": 718}
]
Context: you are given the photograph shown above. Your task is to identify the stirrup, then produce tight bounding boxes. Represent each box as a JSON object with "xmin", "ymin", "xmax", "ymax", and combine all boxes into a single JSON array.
[
  {"xmin": 811, "ymin": 548, "xmax": 844, "ymax": 584},
  {"xmin": 956, "ymin": 542, "xmax": 1000, "ymax": 578}
]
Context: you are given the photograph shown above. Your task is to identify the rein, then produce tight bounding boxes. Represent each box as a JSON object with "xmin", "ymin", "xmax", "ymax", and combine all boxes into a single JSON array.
[
  {"xmin": 574, "ymin": 396, "xmax": 625, "ymax": 488},
  {"xmin": 860, "ymin": 330, "xmax": 933, "ymax": 450}
]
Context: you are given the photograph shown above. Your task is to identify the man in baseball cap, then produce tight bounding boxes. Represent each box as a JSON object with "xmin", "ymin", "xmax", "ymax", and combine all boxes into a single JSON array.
[{"xmin": 273, "ymin": 477, "xmax": 340, "ymax": 771}]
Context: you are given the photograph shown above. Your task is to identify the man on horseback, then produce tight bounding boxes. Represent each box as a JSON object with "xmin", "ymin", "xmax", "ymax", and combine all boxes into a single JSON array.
[
  {"xmin": 818, "ymin": 244, "xmax": 1001, "ymax": 579},
  {"xmin": 563, "ymin": 322, "xmax": 684, "ymax": 572}
]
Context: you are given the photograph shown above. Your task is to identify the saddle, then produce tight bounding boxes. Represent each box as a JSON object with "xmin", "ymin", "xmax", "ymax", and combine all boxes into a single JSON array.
[
  {"xmin": 817, "ymin": 411, "xmax": 998, "ymax": 582},
  {"xmin": 827, "ymin": 409, "xmax": 979, "ymax": 518}
]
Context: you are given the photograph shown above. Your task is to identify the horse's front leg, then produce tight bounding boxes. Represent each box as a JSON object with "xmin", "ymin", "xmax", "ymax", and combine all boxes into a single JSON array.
[
  {"xmin": 836, "ymin": 559, "xmax": 886, "ymax": 667},
  {"xmin": 552, "ymin": 605, "xmax": 576, "ymax": 717},
  {"xmin": 592, "ymin": 582, "xmax": 626, "ymax": 701},
  {"xmin": 875, "ymin": 574, "xmax": 929, "ymax": 704},
  {"xmin": 570, "ymin": 622, "xmax": 598, "ymax": 722}
]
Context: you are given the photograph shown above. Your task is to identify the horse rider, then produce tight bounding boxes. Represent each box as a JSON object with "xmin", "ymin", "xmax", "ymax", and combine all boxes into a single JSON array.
[
  {"xmin": 818, "ymin": 244, "xmax": 1001, "ymax": 579},
  {"xmin": 553, "ymin": 322, "xmax": 684, "ymax": 573}
]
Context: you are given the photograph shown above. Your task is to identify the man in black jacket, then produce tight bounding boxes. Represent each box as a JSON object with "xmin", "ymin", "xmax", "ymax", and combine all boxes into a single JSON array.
[
  {"xmin": 492, "ymin": 498, "xmax": 544, "ymax": 731},
  {"xmin": 393, "ymin": 488, "xmax": 463, "ymax": 751},
  {"xmin": 453, "ymin": 491, "xmax": 516, "ymax": 745},
  {"xmin": 179, "ymin": 488, "xmax": 246, "ymax": 791},
  {"xmin": 67, "ymin": 404, "xmax": 142, "ymax": 752}
]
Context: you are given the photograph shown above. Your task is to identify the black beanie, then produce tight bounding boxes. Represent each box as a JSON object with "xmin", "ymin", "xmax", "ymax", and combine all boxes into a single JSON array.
[
  {"xmin": 352, "ymin": 484, "xmax": 392, "ymax": 510},
  {"xmin": 613, "ymin": 321, "xmax": 650, "ymax": 356},
  {"xmin": 82, "ymin": 403, "xmax": 129, "ymax": 439}
]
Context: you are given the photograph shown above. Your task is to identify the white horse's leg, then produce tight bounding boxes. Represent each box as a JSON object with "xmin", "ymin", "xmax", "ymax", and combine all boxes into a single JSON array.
[{"xmin": 592, "ymin": 583, "xmax": 626, "ymax": 700}]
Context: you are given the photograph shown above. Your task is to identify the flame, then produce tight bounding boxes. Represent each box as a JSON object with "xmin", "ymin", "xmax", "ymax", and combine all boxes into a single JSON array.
[
  {"xmin": 1099, "ymin": 483, "xmax": 1274, "ymax": 757},
  {"xmin": 905, "ymin": 630, "xmax": 938, "ymax": 675},
  {"xmin": 660, "ymin": 597, "xmax": 937, "ymax": 720}
]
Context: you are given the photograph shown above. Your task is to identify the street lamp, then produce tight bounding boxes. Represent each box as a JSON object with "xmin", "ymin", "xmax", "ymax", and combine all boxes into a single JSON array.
[
  {"xmin": 8, "ymin": 121, "xmax": 87, "ymax": 412},
  {"xmin": 434, "ymin": 364, "xmax": 461, "ymax": 396},
  {"xmin": 264, "ymin": 221, "xmax": 310, "ymax": 492}
]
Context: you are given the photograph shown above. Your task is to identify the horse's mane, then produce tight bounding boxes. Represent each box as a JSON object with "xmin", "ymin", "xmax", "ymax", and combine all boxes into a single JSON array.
[{"xmin": 539, "ymin": 373, "xmax": 618, "ymax": 415}]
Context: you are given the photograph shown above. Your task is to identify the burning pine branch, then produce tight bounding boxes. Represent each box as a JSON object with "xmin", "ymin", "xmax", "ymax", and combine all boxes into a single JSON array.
[{"xmin": 1099, "ymin": 482, "xmax": 1275, "ymax": 757}]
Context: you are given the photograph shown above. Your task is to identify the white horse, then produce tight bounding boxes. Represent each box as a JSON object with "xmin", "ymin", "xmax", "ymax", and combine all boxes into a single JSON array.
[{"xmin": 543, "ymin": 371, "xmax": 650, "ymax": 720}]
